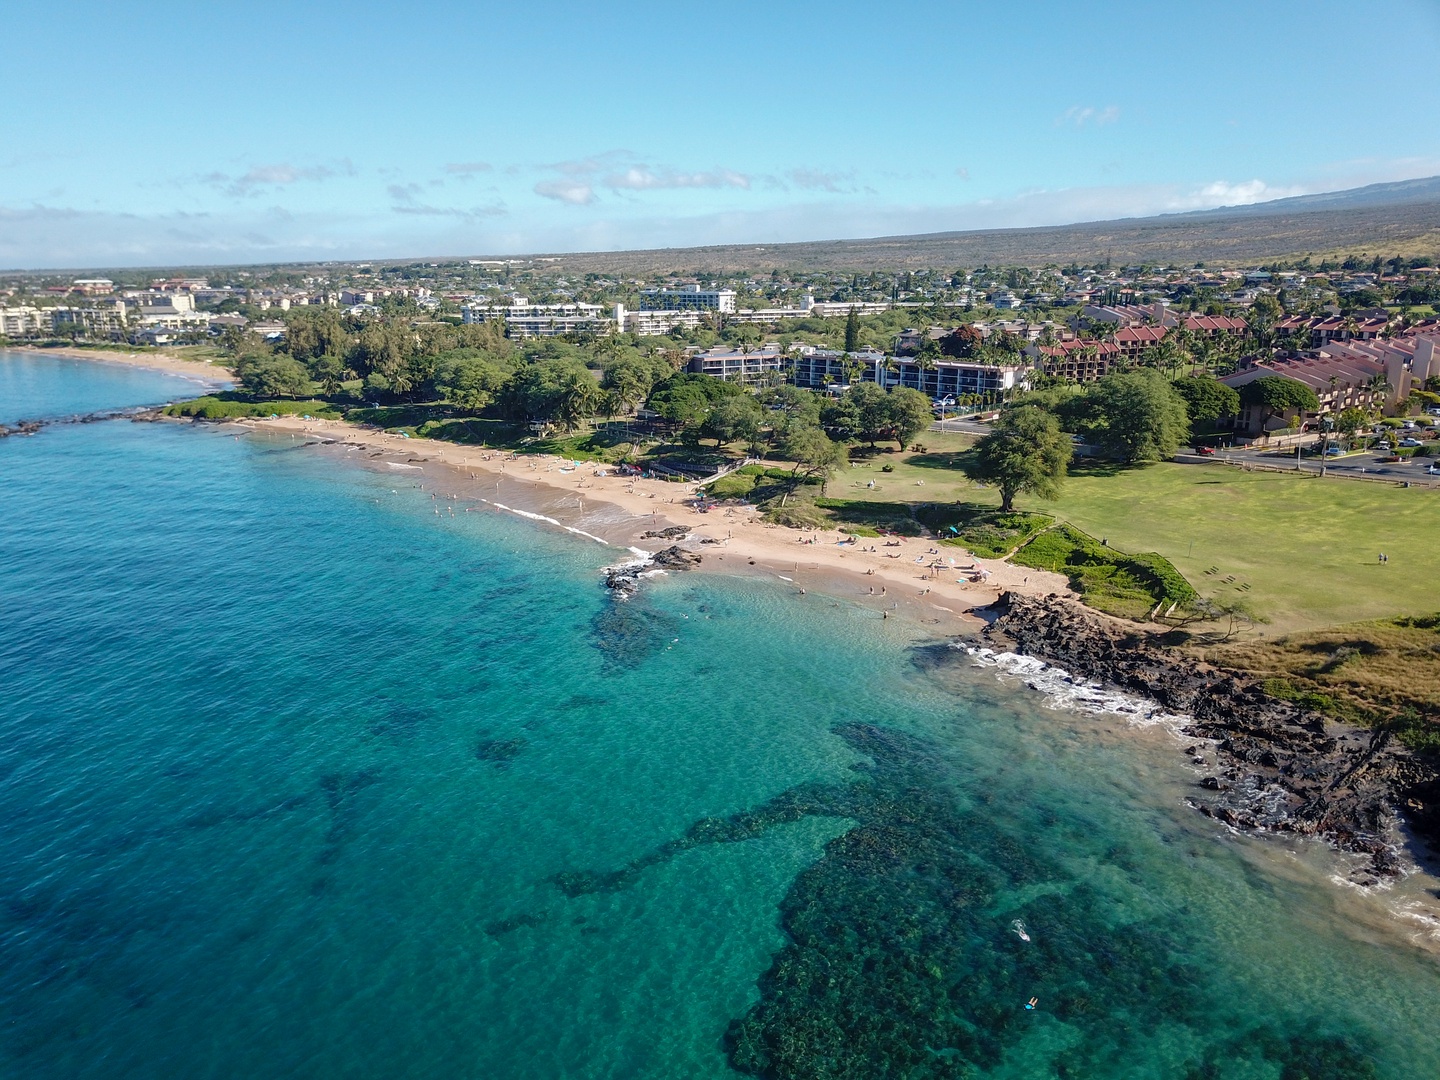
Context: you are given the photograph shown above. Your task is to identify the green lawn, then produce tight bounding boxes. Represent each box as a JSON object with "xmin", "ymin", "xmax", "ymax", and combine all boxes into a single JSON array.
[
  {"xmin": 1020, "ymin": 464, "xmax": 1439, "ymax": 633},
  {"xmin": 815, "ymin": 449, "xmax": 1440, "ymax": 633}
]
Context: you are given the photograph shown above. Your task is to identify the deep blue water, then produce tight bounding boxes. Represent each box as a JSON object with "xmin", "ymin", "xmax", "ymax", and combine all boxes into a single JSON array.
[{"xmin": 3, "ymin": 352, "xmax": 1440, "ymax": 1079}]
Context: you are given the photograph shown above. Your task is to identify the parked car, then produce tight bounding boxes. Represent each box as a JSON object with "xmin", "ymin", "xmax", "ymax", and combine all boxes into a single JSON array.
[
  {"xmin": 1399, "ymin": 438, "xmax": 1423, "ymax": 447},
  {"xmin": 1374, "ymin": 442, "xmax": 1392, "ymax": 452},
  {"xmin": 1325, "ymin": 446, "xmax": 1345, "ymax": 456},
  {"xmin": 1196, "ymin": 445, "xmax": 1216, "ymax": 455}
]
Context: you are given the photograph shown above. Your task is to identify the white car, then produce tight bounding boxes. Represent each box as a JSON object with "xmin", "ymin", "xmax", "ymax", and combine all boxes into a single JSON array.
[{"xmin": 1399, "ymin": 438, "xmax": 1423, "ymax": 448}]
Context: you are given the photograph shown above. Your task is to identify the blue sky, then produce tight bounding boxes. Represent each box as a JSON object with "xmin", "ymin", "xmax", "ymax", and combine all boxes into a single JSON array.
[{"xmin": 4, "ymin": 0, "xmax": 1439, "ymax": 268}]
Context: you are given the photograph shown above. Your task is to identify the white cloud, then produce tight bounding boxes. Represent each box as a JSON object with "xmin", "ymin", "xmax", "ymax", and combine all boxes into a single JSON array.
[
  {"xmin": 1058, "ymin": 105, "xmax": 1120, "ymax": 128},
  {"xmin": 1168, "ymin": 179, "xmax": 1307, "ymax": 209},
  {"xmin": 534, "ymin": 179, "xmax": 597, "ymax": 205}
]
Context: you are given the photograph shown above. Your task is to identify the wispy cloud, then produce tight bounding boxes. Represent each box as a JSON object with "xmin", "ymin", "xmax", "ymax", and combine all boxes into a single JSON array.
[
  {"xmin": 533, "ymin": 151, "xmax": 751, "ymax": 204},
  {"xmin": 955, "ymin": 167, "xmax": 971, "ymax": 181},
  {"xmin": 391, "ymin": 202, "xmax": 506, "ymax": 220},
  {"xmin": 1058, "ymin": 105, "xmax": 1120, "ymax": 128},
  {"xmin": 388, "ymin": 180, "xmax": 503, "ymax": 218},
  {"xmin": 209, "ymin": 160, "xmax": 356, "ymax": 197},
  {"xmin": 785, "ymin": 168, "xmax": 855, "ymax": 193},
  {"xmin": 444, "ymin": 161, "xmax": 493, "ymax": 175}
]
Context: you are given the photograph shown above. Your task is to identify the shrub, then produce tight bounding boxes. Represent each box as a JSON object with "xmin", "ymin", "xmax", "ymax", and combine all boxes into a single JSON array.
[
  {"xmin": 1012, "ymin": 524, "xmax": 1197, "ymax": 619},
  {"xmin": 707, "ymin": 473, "xmax": 758, "ymax": 499},
  {"xmin": 764, "ymin": 503, "xmax": 830, "ymax": 529},
  {"xmin": 164, "ymin": 396, "xmax": 340, "ymax": 419}
]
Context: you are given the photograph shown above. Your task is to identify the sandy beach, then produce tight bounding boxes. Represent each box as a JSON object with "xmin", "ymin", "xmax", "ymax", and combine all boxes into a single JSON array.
[
  {"xmin": 8, "ymin": 344, "xmax": 234, "ymax": 389},
  {"xmin": 248, "ymin": 414, "xmax": 1072, "ymax": 632}
]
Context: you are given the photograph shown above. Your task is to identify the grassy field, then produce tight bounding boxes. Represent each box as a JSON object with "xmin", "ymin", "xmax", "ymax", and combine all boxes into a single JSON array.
[
  {"xmin": 815, "ymin": 444, "xmax": 1440, "ymax": 633},
  {"xmin": 1044, "ymin": 465, "xmax": 1440, "ymax": 634}
]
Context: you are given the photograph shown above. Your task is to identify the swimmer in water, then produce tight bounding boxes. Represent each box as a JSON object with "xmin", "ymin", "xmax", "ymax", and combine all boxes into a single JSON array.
[
  {"xmin": 1011, "ymin": 919, "xmax": 1031, "ymax": 942},
  {"xmin": 1025, "ymin": 997, "xmax": 1038, "ymax": 1011}
]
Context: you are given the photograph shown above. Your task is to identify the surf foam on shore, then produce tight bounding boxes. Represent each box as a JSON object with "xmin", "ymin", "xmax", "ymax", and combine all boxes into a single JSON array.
[{"xmin": 961, "ymin": 645, "xmax": 1191, "ymax": 732}]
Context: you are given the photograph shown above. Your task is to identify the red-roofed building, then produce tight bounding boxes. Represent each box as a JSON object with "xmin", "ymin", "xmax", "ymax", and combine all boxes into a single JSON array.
[
  {"xmin": 1030, "ymin": 339, "xmax": 1121, "ymax": 382},
  {"xmin": 1112, "ymin": 325, "xmax": 1168, "ymax": 357},
  {"xmin": 1179, "ymin": 314, "xmax": 1247, "ymax": 337}
]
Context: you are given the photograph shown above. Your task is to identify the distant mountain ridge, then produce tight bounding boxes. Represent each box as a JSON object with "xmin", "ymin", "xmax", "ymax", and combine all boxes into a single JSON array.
[
  {"xmin": 1178, "ymin": 175, "xmax": 1440, "ymax": 218},
  {"xmin": 520, "ymin": 175, "xmax": 1440, "ymax": 272}
]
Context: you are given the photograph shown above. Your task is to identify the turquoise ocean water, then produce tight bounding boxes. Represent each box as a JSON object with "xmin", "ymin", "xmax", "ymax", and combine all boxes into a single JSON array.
[{"xmin": 4, "ymin": 351, "xmax": 1440, "ymax": 1079}]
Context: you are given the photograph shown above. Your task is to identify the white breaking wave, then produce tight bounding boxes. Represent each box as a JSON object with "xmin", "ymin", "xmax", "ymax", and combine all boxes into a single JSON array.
[
  {"xmin": 961, "ymin": 646, "xmax": 1190, "ymax": 730},
  {"xmin": 485, "ymin": 501, "xmax": 610, "ymax": 545},
  {"xmin": 386, "ymin": 461, "xmax": 424, "ymax": 470}
]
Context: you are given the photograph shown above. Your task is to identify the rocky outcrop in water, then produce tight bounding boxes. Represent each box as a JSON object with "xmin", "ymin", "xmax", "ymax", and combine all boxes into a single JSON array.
[
  {"xmin": 977, "ymin": 591, "xmax": 1439, "ymax": 883},
  {"xmin": 602, "ymin": 545, "xmax": 701, "ymax": 600}
]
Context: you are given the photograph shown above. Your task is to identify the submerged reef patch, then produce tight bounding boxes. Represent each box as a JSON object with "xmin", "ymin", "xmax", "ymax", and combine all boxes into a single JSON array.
[{"xmin": 551, "ymin": 722, "xmax": 1381, "ymax": 1079}]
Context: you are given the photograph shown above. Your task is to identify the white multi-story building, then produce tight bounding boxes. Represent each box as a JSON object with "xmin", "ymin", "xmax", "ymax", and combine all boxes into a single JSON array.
[
  {"xmin": 618, "ymin": 306, "xmax": 705, "ymax": 336},
  {"xmin": 137, "ymin": 292, "xmax": 211, "ymax": 330},
  {"xmin": 461, "ymin": 298, "xmax": 611, "ymax": 338},
  {"xmin": 638, "ymin": 285, "xmax": 736, "ymax": 313},
  {"xmin": 788, "ymin": 348, "xmax": 888, "ymax": 389},
  {"xmin": 0, "ymin": 306, "xmax": 51, "ymax": 337},
  {"xmin": 684, "ymin": 345, "xmax": 786, "ymax": 382},
  {"xmin": 52, "ymin": 300, "xmax": 129, "ymax": 337},
  {"xmin": 808, "ymin": 300, "xmax": 890, "ymax": 318}
]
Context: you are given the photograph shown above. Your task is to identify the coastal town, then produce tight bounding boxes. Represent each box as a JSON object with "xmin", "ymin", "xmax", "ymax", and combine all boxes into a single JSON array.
[
  {"xmin": 8, "ymin": 1, "xmax": 1440, "ymax": 1076},
  {"xmin": 6, "ymin": 255, "xmax": 1440, "ymax": 470}
]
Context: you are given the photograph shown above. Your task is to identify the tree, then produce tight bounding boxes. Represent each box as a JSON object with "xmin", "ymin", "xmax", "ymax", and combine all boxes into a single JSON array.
[
  {"xmin": 1336, "ymin": 406, "xmax": 1368, "ymax": 438},
  {"xmin": 779, "ymin": 423, "xmax": 848, "ymax": 504},
  {"xmin": 434, "ymin": 351, "xmax": 512, "ymax": 415},
  {"xmin": 939, "ymin": 324, "xmax": 982, "ymax": 358},
  {"xmin": 1241, "ymin": 376, "xmax": 1320, "ymax": 423},
  {"xmin": 1173, "ymin": 376, "xmax": 1240, "ymax": 429},
  {"xmin": 1086, "ymin": 369, "xmax": 1190, "ymax": 463},
  {"xmin": 843, "ymin": 308, "xmax": 861, "ymax": 353},
  {"xmin": 702, "ymin": 394, "xmax": 763, "ymax": 448},
  {"xmin": 239, "ymin": 356, "xmax": 311, "ymax": 399},
  {"xmin": 827, "ymin": 381, "xmax": 890, "ymax": 446},
  {"xmin": 885, "ymin": 387, "xmax": 934, "ymax": 450},
  {"xmin": 758, "ymin": 384, "xmax": 821, "ymax": 447},
  {"xmin": 964, "ymin": 406, "xmax": 1072, "ymax": 511},
  {"xmin": 601, "ymin": 355, "xmax": 663, "ymax": 415},
  {"xmin": 503, "ymin": 357, "xmax": 600, "ymax": 429}
]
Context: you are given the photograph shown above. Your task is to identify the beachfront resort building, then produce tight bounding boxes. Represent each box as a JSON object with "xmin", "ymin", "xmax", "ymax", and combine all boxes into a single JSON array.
[
  {"xmin": 873, "ymin": 356, "xmax": 1031, "ymax": 399},
  {"xmin": 684, "ymin": 345, "xmax": 787, "ymax": 382},
  {"xmin": 615, "ymin": 305, "xmax": 706, "ymax": 336},
  {"xmin": 461, "ymin": 298, "xmax": 611, "ymax": 338},
  {"xmin": 0, "ymin": 305, "xmax": 51, "ymax": 338},
  {"xmin": 638, "ymin": 286, "xmax": 737, "ymax": 313}
]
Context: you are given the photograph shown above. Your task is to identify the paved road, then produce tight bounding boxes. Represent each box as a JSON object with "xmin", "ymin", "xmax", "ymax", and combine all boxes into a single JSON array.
[
  {"xmin": 929, "ymin": 416, "xmax": 991, "ymax": 435},
  {"xmin": 1176, "ymin": 448, "xmax": 1440, "ymax": 486},
  {"xmin": 929, "ymin": 417, "xmax": 1440, "ymax": 487}
]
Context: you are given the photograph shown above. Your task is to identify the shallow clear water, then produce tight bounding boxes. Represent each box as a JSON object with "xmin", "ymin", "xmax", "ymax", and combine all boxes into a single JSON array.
[
  {"xmin": 0, "ymin": 348, "xmax": 218, "ymax": 425},
  {"xmin": 3, "ymin": 358, "xmax": 1440, "ymax": 1078}
]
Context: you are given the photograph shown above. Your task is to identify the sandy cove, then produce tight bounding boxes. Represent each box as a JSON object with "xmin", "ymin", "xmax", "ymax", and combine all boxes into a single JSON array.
[
  {"xmin": 9, "ymin": 345, "xmax": 234, "ymax": 389},
  {"xmin": 250, "ymin": 415, "xmax": 1072, "ymax": 631}
]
